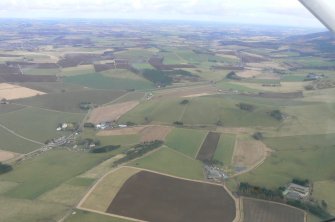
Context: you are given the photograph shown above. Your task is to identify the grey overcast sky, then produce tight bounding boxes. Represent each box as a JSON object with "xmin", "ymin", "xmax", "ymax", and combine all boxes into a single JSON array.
[{"xmin": 0, "ymin": 0, "xmax": 332, "ymax": 28}]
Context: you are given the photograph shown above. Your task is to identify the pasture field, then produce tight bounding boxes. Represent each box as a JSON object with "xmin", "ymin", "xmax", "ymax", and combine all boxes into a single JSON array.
[
  {"xmin": 14, "ymin": 90, "xmax": 126, "ymax": 113},
  {"xmin": 107, "ymin": 171, "xmax": 236, "ymax": 222},
  {"xmin": 122, "ymin": 95, "xmax": 280, "ymax": 127},
  {"xmin": 243, "ymin": 198, "xmax": 305, "ymax": 222},
  {"xmin": 61, "ymin": 65, "xmax": 95, "ymax": 76},
  {"xmin": 129, "ymin": 147, "xmax": 204, "ymax": 180},
  {"xmin": 119, "ymin": 98, "xmax": 186, "ymax": 124},
  {"xmin": 0, "ymin": 107, "xmax": 84, "ymax": 143},
  {"xmin": 65, "ymin": 210, "xmax": 131, "ymax": 222},
  {"xmin": 275, "ymin": 104, "xmax": 335, "ymax": 136},
  {"xmin": 64, "ymin": 73, "xmax": 154, "ymax": 90},
  {"xmin": 313, "ymin": 180, "xmax": 335, "ymax": 215},
  {"xmin": 101, "ymin": 69, "xmax": 146, "ymax": 80},
  {"xmin": 0, "ymin": 149, "xmax": 116, "ymax": 199},
  {"xmin": 196, "ymin": 132, "xmax": 221, "ymax": 162},
  {"xmin": 80, "ymin": 167, "xmax": 140, "ymax": 212},
  {"xmin": 19, "ymin": 82, "xmax": 90, "ymax": 94},
  {"xmin": 23, "ymin": 68, "xmax": 60, "ymax": 76},
  {"xmin": 0, "ymin": 104, "xmax": 25, "ymax": 114},
  {"xmin": 231, "ymin": 134, "xmax": 335, "ymax": 189},
  {"xmin": 165, "ymin": 128, "xmax": 208, "ymax": 157},
  {"xmin": 213, "ymin": 134, "xmax": 236, "ymax": 166},
  {"xmin": 115, "ymin": 48, "xmax": 157, "ymax": 61},
  {"xmin": 0, "ymin": 124, "xmax": 40, "ymax": 153},
  {"xmin": 0, "ymin": 196, "xmax": 68, "ymax": 222},
  {"xmin": 232, "ymin": 137, "xmax": 270, "ymax": 173},
  {"xmin": 181, "ymin": 96, "xmax": 279, "ymax": 127}
]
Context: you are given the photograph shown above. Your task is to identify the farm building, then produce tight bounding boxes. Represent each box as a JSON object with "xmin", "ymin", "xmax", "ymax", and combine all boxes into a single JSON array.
[{"xmin": 283, "ymin": 183, "xmax": 311, "ymax": 200}]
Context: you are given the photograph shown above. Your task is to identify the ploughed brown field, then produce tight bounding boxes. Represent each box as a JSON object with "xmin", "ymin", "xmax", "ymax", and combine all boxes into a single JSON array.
[
  {"xmin": 107, "ymin": 171, "xmax": 236, "ymax": 222},
  {"xmin": 197, "ymin": 132, "xmax": 221, "ymax": 162},
  {"xmin": 243, "ymin": 198, "xmax": 305, "ymax": 222}
]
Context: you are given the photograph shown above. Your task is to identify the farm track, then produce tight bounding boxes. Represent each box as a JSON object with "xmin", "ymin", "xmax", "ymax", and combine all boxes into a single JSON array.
[{"xmin": 0, "ymin": 122, "xmax": 43, "ymax": 145}]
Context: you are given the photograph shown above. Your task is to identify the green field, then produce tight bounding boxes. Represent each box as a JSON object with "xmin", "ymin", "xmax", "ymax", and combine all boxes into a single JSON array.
[
  {"xmin": 64, "ymin": 73, "xmax": 154, "ymax": 90},
  {"xmin": 231, "ymin": 134, "xmax": 335, "ymax": 189},
  {"xmin": 119, "ymin": 98, "xmax": 186, "ymax": 124},
  {"xmin": 313, "ymin": 180, "xmax": 335, "ymax": 215},
  {"xmin": 0, "ymin": 126, "xmax": 39, "ymax": 153},
  {"xmin": 14, "ymin": 90, "xmax": 126, "ymax": 113},
  {"xmin": 165, "ymin": 128, "xmax": 207, "ymax": 157},
  {"xmin": 0, "ymin": 150, "xmax": 115, "ymax": 199},
  {"xmin": 23, "ymin": 68, "xmax": 60, "ymax": 76},
  {"xmin": 213, "ymin": 134, "xmax": 236, "ymax": 166},
  {"xmin": 181, "ymin": 96, "xmax": 279, "ymax": 127},
  {"xmin": 129, "ymin": 147, "xmax": 204, "ymax": 180},
  {"xmin": 0, "ymin": 104, "xmax": 25, "ymax": 114},
  {"xmin": 0, "ymin": 107, "xmax": 84, "ymax": 143},
  {"xmin": 121, "ymin": 95, "xmax": 280, "ymax": 127}
]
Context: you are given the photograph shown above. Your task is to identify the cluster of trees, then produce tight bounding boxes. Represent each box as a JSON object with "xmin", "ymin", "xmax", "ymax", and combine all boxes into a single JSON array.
[
  {"xmin": 77, "ymin": 138, "xmax": 100, "ymax": 148},
  {"xmin": 292, "ymin": 178, "xmax": 310, "ymax": 187},
  {"xmin": 142, "ymin": 69, "xmax": 173, "ymax": 86},
  {"xmin": 180, "ymin": 100, "xmax": 190, "ymax": 105},
  {"xmin": 288, "ymin": 200, "xmax": 331, "ymax": 220},
  {"xmin": 238, "ymin": 182, "xmax": 284, "ymax": 202},
  {"xmin": 79, "ymin": 102, "xmax": 92, "ymax": 110},
  {"xmin": 226, "ymin": 71, "xmax": 241, "ymax": 80},
  {"xmin": 270, "ymin": 110, "xmax": 284, "ymax": 121},
  {"xmin": 173, "ymin": 121, "xmax": 184, "ymax": 126},
  {"xmin": 253, "ymin": 132, "xmax": 264, "ymax": 140},
  {"xmin": 0, "ymin": 163, "xmax": 13, "ymax": 175},
  {"xmin": 237, "ymin": 103, "xmax": 255, "ymax": 112},
  {"xmin": 238, "ymin": 181, "xmax": 333, "ymax": 220},
  {"xmin": 84, "ymin": 122, "xmax": 95, "ymax": 128},
  {"xmin": 113, "ymin": 140, "xmax": 163, "ymax": 167},
  {"xmin": 90, "ymin": 145, "xmax": 120, "ymax": 153}
]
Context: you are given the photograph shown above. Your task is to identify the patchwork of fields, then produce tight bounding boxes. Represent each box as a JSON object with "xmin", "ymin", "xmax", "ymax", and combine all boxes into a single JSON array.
[{"xmin": 0, "ymin": 21, "xmax": 334, "ymax": 222}]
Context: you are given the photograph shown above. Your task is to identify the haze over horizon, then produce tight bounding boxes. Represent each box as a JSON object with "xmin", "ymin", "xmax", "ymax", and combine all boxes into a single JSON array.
[{"xmin": 0, "ymin": 0, "xmax": 331, "ymax": 30}]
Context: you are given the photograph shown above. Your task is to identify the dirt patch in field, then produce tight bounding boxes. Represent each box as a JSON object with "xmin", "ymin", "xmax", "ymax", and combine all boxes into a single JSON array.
[
  {"xmin": 243, "ymin": 198, "xmax": 305, "ymax": 222},
  {"xmin": 0, "ymin": 150, "xmax": 18, "ymax": 162},
  {"xmin": 88, "ymin": 101, "xmax": 139, "ymax": 124},
  {"xmin": 232, "ymin": 139, "xmax": 271, "ymax": 172},
  {"xmin": 140, "ymin": 125, "xmax": 172, "ymax": 142},
  {"xmin": 107, "ymin": 171, "xmax": 236, "ymax": 222},
  {"xmin": 0, "ymin": 83, "xmax": 46, "ymax": 100},
  {"xmin": 196, "ymin": 132, "xmax": 221, "ymax": 162}
]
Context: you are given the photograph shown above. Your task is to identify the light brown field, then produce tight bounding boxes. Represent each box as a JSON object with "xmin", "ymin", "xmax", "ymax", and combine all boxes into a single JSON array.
[
  {"xmin": 88, "ymin": 101, "xmax": 139, "ymax": 124},
  {"xmin": 236, "ymin": 69, "xmax": 263, "ymax": 78},
  {"xmin": 140, "ymin": 125, "xmax": 172, "ymax": 142},
  {"xmin": 97, "ymin": 126, "xmax": 146, "ymax": 137},
  {"xmin": 97, "ymin": 125, "xmax": 172, "ymax": 142},
  {"xmin": 0, "ymin": 150, "xmax": 18, "ymax": 162},
  {"xmin": 79, "ymin": 167, "xmax": 141, "ymax": 212},
  {"xmin": 0, "ymin": 83, "xmax": 46, "ymax": 100},
  {"xmin": 154, "ymin": 85, "xmax": 219, "ymax": 100},
  {"xmin": 183, "ymin": 93, "xmax": 211, "ymax": 98},
  {"xmin": 232, "ymin": 139, "xmax": 271, "ymax": 172}
]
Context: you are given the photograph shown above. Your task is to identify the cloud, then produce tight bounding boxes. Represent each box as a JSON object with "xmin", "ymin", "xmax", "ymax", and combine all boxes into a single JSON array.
[{"xmin": 0, "ymin": 0, "xmax": 326, "ymax": 28}]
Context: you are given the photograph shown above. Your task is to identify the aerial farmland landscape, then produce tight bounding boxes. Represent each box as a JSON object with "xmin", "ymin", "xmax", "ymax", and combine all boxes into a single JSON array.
[{"xmin": 0, "ymin": 1, "xmax": 335, "ymax": 222}]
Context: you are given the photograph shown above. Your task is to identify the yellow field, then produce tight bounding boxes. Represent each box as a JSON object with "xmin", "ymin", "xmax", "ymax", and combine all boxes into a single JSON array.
[
  {"xmin": 0, "ymin": 83, "xmax": 46, "ymax": 100},
  {"xmin": 80, "ymin": 167, "xmax": 140, "ymax": 212}
]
